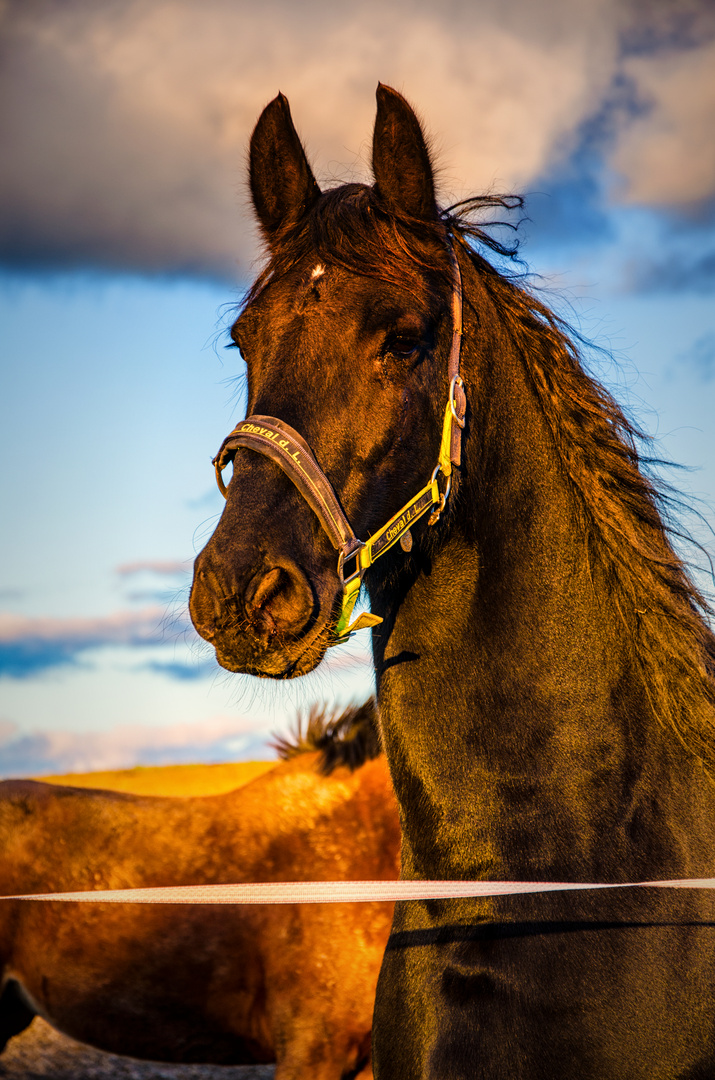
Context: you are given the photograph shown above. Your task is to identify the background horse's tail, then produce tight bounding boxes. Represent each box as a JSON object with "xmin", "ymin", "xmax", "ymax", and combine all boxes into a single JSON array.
[{"xmin": 272, "ymin": 698, "xmax": 382, "ymax": 774}]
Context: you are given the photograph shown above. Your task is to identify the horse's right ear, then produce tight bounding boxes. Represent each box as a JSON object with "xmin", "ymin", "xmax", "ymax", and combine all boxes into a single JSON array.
[{"xmin": 249, "ymin": 94, "xmax": 321, "ymax": 244}]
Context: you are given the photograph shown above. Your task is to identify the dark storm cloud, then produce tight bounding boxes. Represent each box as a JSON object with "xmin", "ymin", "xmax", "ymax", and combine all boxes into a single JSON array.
[{"xmin": 1, "ymin": 0, "xmax": 714, "ymax": 280}]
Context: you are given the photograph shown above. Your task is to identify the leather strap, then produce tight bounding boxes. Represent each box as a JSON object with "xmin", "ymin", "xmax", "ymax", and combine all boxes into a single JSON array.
[
  {"xmin": 446, "ymin": 245, "xmax": 466, "ymax": 467},
  {"xmin": 214, "ymin": 416, "xmax": 360, "ymax": 555}
]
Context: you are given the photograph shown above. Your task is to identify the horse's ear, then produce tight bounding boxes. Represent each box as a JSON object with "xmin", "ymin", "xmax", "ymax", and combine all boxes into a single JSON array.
[
  {"xmin": 249, "ymin": 93, "xmax": 321, "ymax": 243},
  {"xmin": 372, "ymin": 84, "xmax": 437, "ymax": 221}
]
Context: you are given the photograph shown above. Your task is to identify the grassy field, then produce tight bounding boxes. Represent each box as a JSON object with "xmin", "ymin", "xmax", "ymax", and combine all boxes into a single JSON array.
[{"xmin": 35, "ymin": 760, "xmax": 278, "ymax": 797}]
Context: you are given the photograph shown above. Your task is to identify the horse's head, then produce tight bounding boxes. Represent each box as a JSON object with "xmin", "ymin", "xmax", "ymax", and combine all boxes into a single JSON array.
[{"xmin": 190, "ymin": 86, "xmax": 463, "ymax": 678}]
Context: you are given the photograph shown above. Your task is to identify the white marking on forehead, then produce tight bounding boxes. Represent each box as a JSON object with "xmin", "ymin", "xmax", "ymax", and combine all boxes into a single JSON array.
[{"xmin": 311, "ymin": 263, "xmax": 326, "ymax": 280}]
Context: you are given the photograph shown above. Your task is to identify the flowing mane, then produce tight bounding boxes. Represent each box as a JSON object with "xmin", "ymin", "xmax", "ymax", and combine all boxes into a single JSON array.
[
  {"xmin": 241, "ymin": 182, "xmax": 715, "ymax": 771},
  {"xmin": 448, "ymin": 226, "xmax": 715, "ymax": 770},
  {"xmin": 272, "ymin": 698, "xmax": 382, "ymax": 774}
]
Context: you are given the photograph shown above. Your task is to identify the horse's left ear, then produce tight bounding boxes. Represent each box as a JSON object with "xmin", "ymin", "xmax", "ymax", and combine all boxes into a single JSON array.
[
  {"xmin": 249, "ymin": 93, "xmax": 321, "ymax": 244},
  {"xmin": 372, "ymin": 84, "xmax": 437, "ymax": 221}
]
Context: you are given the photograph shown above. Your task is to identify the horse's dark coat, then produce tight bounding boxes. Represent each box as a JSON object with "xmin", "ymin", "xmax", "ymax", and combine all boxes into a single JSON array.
[{"xmin": 190, "ymin": 85, "xmax": 715, "ymax": 1078}]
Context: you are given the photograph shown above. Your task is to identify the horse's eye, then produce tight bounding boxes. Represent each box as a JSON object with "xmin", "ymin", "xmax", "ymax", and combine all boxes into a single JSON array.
[{"xmin": 385, "ymin": 335, "xmax": 421, "ymax": 359}]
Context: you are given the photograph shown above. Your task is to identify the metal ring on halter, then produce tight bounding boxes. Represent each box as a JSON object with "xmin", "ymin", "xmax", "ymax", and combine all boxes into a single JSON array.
[
  {"xmin": 428, "ymin": 457, "xmax": 451, "ymax": 527},
  {"xmin": 337, "ymin": 541, "xmax": 366, "ymax": 586},
  {"xmin": 449, "ymin": 374, "xmax": 466, "ymax": 428},
  {"xmin": 215, "ymin": 460, "xmax": 229, "ymax": 498},
  {"xmin": 431, "ymin": 461, "xmax": 452, "ymax": 502}
]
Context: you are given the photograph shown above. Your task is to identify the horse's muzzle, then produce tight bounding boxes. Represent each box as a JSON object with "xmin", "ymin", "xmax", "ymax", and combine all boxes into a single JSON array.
[{"xmin": 189, "ymin": 551, "xmax": 319, "ymax": 675}]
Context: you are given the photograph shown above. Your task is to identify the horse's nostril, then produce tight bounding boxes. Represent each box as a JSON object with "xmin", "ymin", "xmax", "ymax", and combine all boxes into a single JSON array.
[
  {"xmin": 246, "ymin": 567, "xmax": 285, "ymax": 615},
  {"xmin": 245, "ymin": 565, "xmax": 312, "ymax": 640},
  {"xmin": 191, "ymin": 551, "xmax": 315, "ymax": 655}
]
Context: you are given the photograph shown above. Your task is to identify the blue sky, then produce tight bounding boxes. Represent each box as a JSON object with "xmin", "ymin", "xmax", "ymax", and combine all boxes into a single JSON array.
[{"xmin": 1, "ymin": 0, "xmax": 714, "ymax": 775}]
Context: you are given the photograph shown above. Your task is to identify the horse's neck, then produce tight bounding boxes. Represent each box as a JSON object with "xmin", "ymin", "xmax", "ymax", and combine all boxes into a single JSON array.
[{"xmin": 370, "ymin": 313, "xmax": 703, "ymax": 881}]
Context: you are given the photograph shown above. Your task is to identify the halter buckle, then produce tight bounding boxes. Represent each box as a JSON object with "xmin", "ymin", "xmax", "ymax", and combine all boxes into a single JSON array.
[
  {"xmin": 449, "ymin": 374, "xmax": 466, "ymax": 428},
  {"xmin": 338, "ymin": 541, "xmax": 366, "ymax": 586},
  {"xmin": 428, "ymin": 463, "xmax": 451, "ymax": 527}
]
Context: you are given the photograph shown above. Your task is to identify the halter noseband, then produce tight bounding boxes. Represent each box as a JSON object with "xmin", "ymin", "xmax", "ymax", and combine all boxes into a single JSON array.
[{"xmin": 212, "ymin": 247, "xmax": 466, "ymax": 645}]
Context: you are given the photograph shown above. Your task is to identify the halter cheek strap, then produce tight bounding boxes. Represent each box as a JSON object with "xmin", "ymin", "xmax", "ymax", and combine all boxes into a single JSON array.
[{"xmin": 212, "ymin": 248, "xmax": 466, "ymax": 644}]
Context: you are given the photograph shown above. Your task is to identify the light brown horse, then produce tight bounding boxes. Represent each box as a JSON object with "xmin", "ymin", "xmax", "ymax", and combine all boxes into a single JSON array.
[{"xmin": 0, "ymin": 701, "xmax": 400, "ymax": 1080}]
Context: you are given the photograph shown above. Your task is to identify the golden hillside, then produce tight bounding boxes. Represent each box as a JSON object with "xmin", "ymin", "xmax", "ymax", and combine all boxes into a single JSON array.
[{"xmin": 35, "ymin": 760, "xmax": 277, "ymax": 797}]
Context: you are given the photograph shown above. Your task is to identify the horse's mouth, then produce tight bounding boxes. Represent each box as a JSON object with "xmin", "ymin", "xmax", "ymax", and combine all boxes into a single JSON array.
[{"xmin": 212, "ymin": 619, "xmax": 335, "ymax": 679}]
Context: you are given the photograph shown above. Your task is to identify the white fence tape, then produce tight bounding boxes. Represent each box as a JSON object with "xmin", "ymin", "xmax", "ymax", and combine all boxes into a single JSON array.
[{"xmin": 3, "ymin": 878, "xmax": 715, "ymax": 905}]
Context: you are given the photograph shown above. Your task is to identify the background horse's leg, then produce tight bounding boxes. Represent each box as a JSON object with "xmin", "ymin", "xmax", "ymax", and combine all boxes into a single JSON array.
[{"xmin": 0, "ymin": 980, "xmax": 35, "ymax": 1053}]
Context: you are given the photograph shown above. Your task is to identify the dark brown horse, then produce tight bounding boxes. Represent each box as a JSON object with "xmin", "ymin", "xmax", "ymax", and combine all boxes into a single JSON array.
[
  {"xmin": 189, "ymin": 85, "xmax": 715, "ymax": 1078},
  {"xmin": 0, "ymin": 701, "xmax": 400, "ymax": 1079}
]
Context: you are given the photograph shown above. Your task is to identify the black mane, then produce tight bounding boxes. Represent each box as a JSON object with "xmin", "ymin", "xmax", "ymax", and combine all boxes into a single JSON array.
[
  {"xmin": 273, "ymin": 698, "xmax": 382, "ymax": 775},
  {"xmin": 457, "ymin": 230, "xmax": 715, "ymax": 768}
]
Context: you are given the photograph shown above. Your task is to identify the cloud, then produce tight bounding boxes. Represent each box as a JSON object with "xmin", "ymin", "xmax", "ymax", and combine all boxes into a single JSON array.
[
  {"xmin": 123, "ymin": 591, "xmax": 181, "ymax": 604},
  {"xmin": 623, "ymin": 227, "xmax": 715, "ymax": 294},
  {"xmin": 522, "ymin": 133, "xmax": 615, "ymax": 253},
  {"xmin": 676, "ymin": 332, "xmax": 715, "ymax": 383},
  {"xmin": 0, "ymin": 588, "xmax": 26, "ymax": 602},
  {"xmin": 3, "ymin": 0, "xmax": 713, "ymax": 280},
  {"xmin": 0, "ymin": 719, "xmax": 17, "ymax": 744},
  {"xmin": 640, "ymin": 248, "xmax": 715, "ymax": 294},
  {"xmin": 143, "ymin": 659, "xmax": 218, "ymax": 681},
  {"xmin": 0, "ymin": 604, "xmax": 375, "ymax": 681},
  {"xmin": 0, "ymin": 607, "xmax": 194, "ymax": 678},
  {"xmin": 114, "ymin": 562, "xmax": 192, "ymax": 606},
  {"xmin": 116, "ymin": 560, "xmax": 190, "ymax": 576},
  {"xmin": 620, "ymin": 0, "xmax": 715, "ymax": 55},
  {"xmin": 0, "ymin": 713, "xmax": 274, "ymax": 777},
  {"xmin": 609, "ymin": 40, "xmax": 715, "ymax": 208}
]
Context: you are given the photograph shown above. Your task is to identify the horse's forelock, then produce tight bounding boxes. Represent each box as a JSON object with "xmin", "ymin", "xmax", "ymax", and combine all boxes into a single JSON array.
[{"xmin": 243, "ymin": 183, "xmax": 457, "ymax": 309}]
